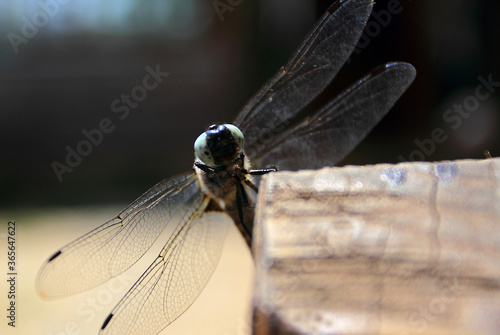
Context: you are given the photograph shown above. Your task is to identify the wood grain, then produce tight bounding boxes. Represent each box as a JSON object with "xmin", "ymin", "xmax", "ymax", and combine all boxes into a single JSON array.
[{"xmin": 252, "ymin": 158, "xmax": 500, "ymax": 335}]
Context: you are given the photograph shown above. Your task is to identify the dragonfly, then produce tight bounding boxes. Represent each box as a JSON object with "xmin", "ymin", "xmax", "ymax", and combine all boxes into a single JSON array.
[{"xmin": 36, "ymin": 0, "xmax": 416, "ymax": 334}]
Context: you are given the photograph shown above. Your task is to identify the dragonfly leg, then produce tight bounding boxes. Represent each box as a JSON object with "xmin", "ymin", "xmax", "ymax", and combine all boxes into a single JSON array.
[
  {"xmin": 194, "ymin": 161, "xmax": 223, "ymax": 173},
  {"xmin": 235, "ymin": 180, "xmax": 252, "ymax": 239},
  {"xmin": 195, "ymin": 162, "xmax": 225, "ymax": 187},
  {"xmin": 247, "ymin": 166, "xmax": 278, "ymax": 175}
]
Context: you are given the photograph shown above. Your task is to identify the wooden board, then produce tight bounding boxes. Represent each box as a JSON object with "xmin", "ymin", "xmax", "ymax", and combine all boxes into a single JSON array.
[{"xmin": 252, "ymin": 158, "xmax": 500, "ymax": 335}]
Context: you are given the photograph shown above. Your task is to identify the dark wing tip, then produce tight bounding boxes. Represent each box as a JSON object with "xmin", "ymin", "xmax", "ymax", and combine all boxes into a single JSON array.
[
  {"xmin": 48, "ymin": 250, "xmax": 62, "ymax": 262},
  {"xmin": 101, "ymin": 313, "xmax": 114, "ymax": 330}
]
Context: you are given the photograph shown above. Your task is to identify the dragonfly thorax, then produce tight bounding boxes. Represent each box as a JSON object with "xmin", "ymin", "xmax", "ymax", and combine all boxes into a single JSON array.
[{"xmin": 194, "ymin": 124, "xmax": 244, "ymax": 166}]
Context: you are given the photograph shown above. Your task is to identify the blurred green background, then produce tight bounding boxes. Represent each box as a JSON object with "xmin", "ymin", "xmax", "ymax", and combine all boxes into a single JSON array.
[{"xmin": 1, "ymin": 0, "xmax": 499, "ymax": 206}]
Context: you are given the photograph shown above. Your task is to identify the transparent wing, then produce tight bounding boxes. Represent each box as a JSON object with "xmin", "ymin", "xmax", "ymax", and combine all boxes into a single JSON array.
[
  {"xmin": 234, "ymin": 0, "xmax": 374, "ymax": 151},
  {"xmin": 36, "ymin": 171, "xmax": 200, "ymax": 299},
  {"xmin": 252, "ymin": 62, "xmax": 416, "ymax": 170},
  {"xmin": 99, "ymin": 194, "xmax": 230, "ymax": 335}
]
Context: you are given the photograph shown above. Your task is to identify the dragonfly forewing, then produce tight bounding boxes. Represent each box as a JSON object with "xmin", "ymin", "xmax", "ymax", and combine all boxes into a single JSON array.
[{"xmin": 36, "ymin": 171, "xmax": 200, "ymax": 299}]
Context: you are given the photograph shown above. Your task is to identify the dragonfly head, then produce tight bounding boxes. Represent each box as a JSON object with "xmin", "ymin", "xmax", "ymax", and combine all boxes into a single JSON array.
[{"xmin": 194, "ymin": 124, "xmax": 244, "ymax": 166}]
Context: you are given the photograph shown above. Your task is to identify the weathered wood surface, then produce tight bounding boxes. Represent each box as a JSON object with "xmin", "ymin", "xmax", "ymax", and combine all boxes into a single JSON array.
[{"xmin": 252, "ymin": 158, "xmax": 500, "ymax": 335}]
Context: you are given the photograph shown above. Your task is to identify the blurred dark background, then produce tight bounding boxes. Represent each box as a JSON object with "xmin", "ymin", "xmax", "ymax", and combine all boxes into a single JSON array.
[{"xmin": 1, "ymin": 0, "xmax": 499, "ymax": 207}]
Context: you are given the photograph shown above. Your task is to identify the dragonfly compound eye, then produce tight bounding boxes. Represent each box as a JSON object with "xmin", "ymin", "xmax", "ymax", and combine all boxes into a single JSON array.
[
  {"xmin": 194, "ymin": 132, "xmax": 214, "ymax": 165},
  {"xmin": 194, "ymin": 124, "xmax": 244, "ymax": 166}
]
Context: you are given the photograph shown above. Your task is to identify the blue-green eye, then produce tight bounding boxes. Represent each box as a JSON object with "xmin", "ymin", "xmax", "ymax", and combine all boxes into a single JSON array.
[
  {"xmin": 224, "ymin": 124, "xmax": 244, "ymax": 150},
  {"xmin": 194, "ymin": 124, "xmax": 245, "ymax": 166},
  {"xmin": 194, "ymin": 132, "xmax": 214, "ymax": 165}
]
